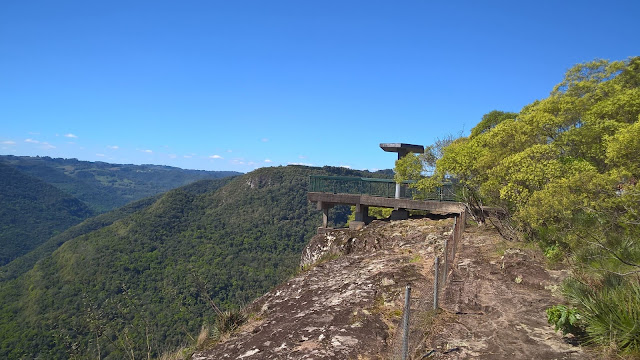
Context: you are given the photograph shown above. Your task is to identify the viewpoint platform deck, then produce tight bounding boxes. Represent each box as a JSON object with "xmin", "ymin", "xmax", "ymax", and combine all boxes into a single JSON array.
[{"xmin": 308, "ymin": 191, "xmax": 466, "ymax": 231}]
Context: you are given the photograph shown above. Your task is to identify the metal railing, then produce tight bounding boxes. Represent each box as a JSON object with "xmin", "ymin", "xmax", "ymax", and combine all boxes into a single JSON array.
[{"xmin": 308, "ymin": 175, "xmax": 460, "ymax": 201}]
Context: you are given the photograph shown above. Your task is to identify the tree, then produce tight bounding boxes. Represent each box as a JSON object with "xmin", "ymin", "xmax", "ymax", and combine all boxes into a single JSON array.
[{"xmin": 469, "ymin": 110, "xmax": 518, "ymax": 138}]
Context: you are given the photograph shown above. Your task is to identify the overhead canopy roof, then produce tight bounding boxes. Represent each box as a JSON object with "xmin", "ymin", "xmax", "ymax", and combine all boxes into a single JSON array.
[{"xmin": 379, "ymin": 143, "xmax": 424, "ymax": 154}]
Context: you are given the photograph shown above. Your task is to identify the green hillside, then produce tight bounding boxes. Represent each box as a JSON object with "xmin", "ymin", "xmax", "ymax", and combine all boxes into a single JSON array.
[
  {"xmin": 0, "ymin": 163, "xmax": 94, "ymax": 265},
  {"xmin": 0, "ymin": 165, "xmax": 383, "ymax": 359},
  {"xmin": 0, "ymin": 155, "xmax": 240, "ymax": 213},
  {"xmin": 0, "ymin": 177, "xmax": 235, "ymax": 282}
]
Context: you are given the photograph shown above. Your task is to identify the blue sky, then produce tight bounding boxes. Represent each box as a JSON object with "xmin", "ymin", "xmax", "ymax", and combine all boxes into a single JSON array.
[{"xmin": 1, "ymin": 1, "xmax": 638, "ymax": 172}]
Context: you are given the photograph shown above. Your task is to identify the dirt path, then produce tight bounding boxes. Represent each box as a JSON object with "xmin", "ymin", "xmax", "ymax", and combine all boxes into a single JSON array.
[{"xmin": 423, "ymin": 225, "xmax": 590, "ymax": 359}]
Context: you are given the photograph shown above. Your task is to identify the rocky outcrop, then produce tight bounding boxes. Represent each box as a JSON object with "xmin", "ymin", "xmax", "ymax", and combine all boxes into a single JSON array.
[
  {"xmin": 300, "ymin": 219, "xmax": 450, "ymax": 269},
  {"xmin": 193, "ymin": 218, "xmax": 452, "ymax": 359}
]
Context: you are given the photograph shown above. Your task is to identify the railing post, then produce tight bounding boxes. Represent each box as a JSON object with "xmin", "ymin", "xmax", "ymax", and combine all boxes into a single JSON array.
[
  {"xmin": 433, "ymin": 256, "xmax": 440, "ymax": 310},
  {"xmin": 402, "ymin": 285, "xmax": 411, "ymax": 360}
]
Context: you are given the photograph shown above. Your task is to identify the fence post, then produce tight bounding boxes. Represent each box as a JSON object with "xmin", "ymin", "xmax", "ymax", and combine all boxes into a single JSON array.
[
  {"xmin": 402, "ymin": 285, "xmax": 411, "ymax": 360},
  {"xmin": 443, "ymin": 238, "xmax": 448, "ymax": 283},
  {"xmin": 452, "ymin": 216, "xmax": 458, "ymax": 261},
  {"xmin": 433, "ymin": 256, "xmax": 439, "ymax": 310}
]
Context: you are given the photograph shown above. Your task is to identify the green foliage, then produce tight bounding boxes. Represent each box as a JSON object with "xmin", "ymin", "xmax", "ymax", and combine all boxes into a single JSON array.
[
  {"xmin": 470, "ymin": 110, "xmax": 518, "ymax": 138},
  {"xmin": 546, "ymin": 305, "xmax": 583, "ymax": 336},
  {"xmin": 563, "ymin": 277, "xmax": 640, "ymax": 353},
  {"xmin": 394, "ymin": 153, "xmax": 423, "ymax": 184},
  {"xmin": 543, "ymin": 244, "xmax": 564, "ymax": 264},
  {"xmin": 0, "ymin": 163, "xmax": 94, "ymax": 265},
  {"xmin": 0, "ymin": 155, "xmax": 238, "ymax": 271},
  {"xmin": 432, "ymin": 57, "xmax": 640, "ymax": 236},
  {"xmin": 347, "ymin": 206, "xmax": 393, "ymax": 223},
  {"xmin": 0, "ymin": 194, "xmax": 162, "ymax": 281}
]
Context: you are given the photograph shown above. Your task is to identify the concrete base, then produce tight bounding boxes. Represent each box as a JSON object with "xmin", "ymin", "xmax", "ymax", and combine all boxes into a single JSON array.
[
  {"xmin": 349, "ymin": 221, "xmax": 365, "ymax": 230},
  {"xmin": 390, "ymin": 209, "xmax": 409, "ymax": 220},
  {"xmin": 317, "ymin": 227, "xmax": 333, "ymax": 234}
]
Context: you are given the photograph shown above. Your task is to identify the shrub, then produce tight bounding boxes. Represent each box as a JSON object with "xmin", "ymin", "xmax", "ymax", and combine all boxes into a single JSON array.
[
  {"xmin": 563, "ymin": 276, "xmax": 640, "ymax": 354},
  {"xmin": 213, "ymin": 309, "xmax": 247, "ymax": 337},
  {"xmin": 543, "ymin": 244, "xmax": 564, "ymax": 264},
  {"xmin": 546, "ymin": 305, "xmax": 583, "ymax": 336}
]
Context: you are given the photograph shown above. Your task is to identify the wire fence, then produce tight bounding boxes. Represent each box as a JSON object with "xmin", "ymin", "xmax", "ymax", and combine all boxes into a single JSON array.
[{"xmin": 393, "ymin": 212, "xmax": 466, "ymax": 359}]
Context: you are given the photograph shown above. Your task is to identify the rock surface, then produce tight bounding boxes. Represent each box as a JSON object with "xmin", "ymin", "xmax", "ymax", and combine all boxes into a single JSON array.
[{"xmin": 193, "ymin": 218, "xmax": 588, "ymax": 359}]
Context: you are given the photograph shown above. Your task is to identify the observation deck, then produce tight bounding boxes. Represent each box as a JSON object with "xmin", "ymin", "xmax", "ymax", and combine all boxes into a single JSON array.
[{"xmin": 308, "ymin": 175, "xmax": 465, "ymax": 231}]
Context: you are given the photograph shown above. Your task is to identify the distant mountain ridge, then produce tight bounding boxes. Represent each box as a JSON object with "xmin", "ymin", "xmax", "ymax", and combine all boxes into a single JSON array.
[{"xmin": 0, "ymin": 155, "xmax": 241, "ymax": 213}]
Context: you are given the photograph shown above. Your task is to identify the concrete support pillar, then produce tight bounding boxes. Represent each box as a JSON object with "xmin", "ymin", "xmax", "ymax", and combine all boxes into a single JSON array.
[
  {"xmin": 350, "ymin": 203, "xmax": 368, "ymax": 230},
  {"xmin": 354, "ymin": 204, "xmax": 369, "ymax": 222},
  {"xmin": 322, "ymin": 205, "xmax": 329, "ymax": 228},
  {"xmin": 317, "ymin": 201, "xmax": 333, "ymax": 229}
]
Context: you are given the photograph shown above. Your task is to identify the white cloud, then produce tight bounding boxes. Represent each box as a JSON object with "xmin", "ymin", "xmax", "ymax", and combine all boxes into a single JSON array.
[
  {"xmin": 1, "ymin": 140, "xmax": 16, "ymax": 145},
  {"xmin": 264, "ymin": 159, "xmax": 273, "ymax": 163},
  {"xmin": 96, "ymin": 153, "xmax": 105, "ymax": 157},
  {"xmin": 168, "ymin": 154, "xmax": 177, "ymax": 159},
  {"xmin": 340, "ymin": 165, "xmax": 352, "ymax": 169},
  {"xmin": 209, "ymin": 155, "xmax": 223, "ymax": 159},
  {"xmin": 227, "ymin": 149, "xmax": 233, "ymax": 153},
  {"xmin": 25, "ymin": 138, "xmax": 55, "ymax": 149},
  {"xmin": 288, "ymin": 162, "xmax": 313, "ymax": 166},
  {"xmin": 107, "ymin": 145, "xmax": 119, "ymax": 150},
  {"xmin": 64, "ymin": 133, "xmax": 78, "ymax": 138},
  {"xmin": 261, "ymin": 138, "xmax": 269, "ymax": 142},
  {"xmin": 183, "ymin": 155, "xmax": 192, "ymax": 158},
  {"xmin": 298, "ymin": 155, "xmax": 306, "ymax": 159},
  {"xmin": 141, "ymin": 149, "xmax": 153, "ymax": 153}
]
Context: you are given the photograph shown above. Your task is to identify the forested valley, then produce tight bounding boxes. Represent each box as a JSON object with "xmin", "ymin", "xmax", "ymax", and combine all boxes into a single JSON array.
[
  {"xmin": 0, "ymin": 165, "xmax": 386, "ymax": 358},
  {"xmin": 0, "ymin": 156, "xmax": 238, "ymax": 268}
]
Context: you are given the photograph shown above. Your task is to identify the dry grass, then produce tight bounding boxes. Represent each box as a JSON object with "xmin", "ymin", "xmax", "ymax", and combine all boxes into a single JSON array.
[
  {"xmin": 158, "ymin": 346, "xmax": 191, "ymax": 360},
  {"xmin": 196, "ymin": 325, "xmax": 210, "ymax": 348}
]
